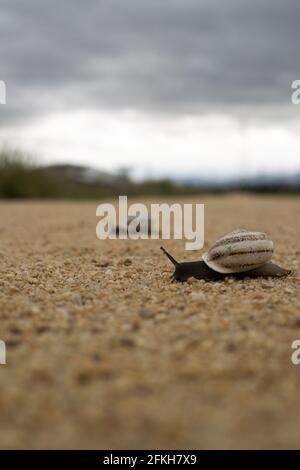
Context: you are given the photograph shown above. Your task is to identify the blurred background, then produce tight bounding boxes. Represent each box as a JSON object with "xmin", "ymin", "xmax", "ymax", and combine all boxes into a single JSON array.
[{"xmin": 0, "ymin": 0, "xmax": 300, "ymax": 198}]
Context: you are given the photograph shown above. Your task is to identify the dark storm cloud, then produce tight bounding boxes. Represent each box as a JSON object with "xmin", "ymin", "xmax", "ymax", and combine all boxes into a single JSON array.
[{"xmin": 1, "ymin": 0, "xmax": 300, "ymax": 124}]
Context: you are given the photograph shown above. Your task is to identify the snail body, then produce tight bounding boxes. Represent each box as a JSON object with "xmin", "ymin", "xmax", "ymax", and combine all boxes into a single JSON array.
[{"xmin": 161, "ymin": 229, "xmax": 291, "ymax": 282}]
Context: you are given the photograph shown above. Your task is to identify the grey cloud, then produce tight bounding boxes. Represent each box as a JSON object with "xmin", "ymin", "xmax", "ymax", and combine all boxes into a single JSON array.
[{"xmin": 0, "ymin": 0, "xmax": 300, "ymax": 125}]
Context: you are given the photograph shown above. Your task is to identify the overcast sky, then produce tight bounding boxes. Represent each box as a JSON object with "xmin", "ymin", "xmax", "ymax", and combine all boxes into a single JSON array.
[{"xmin": 1, "ymin": 0, "xmax": 300, "ymax": 179}]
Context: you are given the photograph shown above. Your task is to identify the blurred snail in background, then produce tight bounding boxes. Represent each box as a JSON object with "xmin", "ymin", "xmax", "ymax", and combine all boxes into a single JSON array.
[
  {"xmin": 161, "ymin": 229, "xmax": 291, "ymax": 282},
  {"xmin": 113, "ymin": 216, "xmax": 160, "ymax": 236}
]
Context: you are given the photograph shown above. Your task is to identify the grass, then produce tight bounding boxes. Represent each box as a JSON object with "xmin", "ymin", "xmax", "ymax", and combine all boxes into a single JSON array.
[
  {"xmin": 0, "ymin": 148, "xmax": 299, "ymax": 198},
  {"xmin": 0, "ymin": 148, "xmax": 198, "ymax": 199}
]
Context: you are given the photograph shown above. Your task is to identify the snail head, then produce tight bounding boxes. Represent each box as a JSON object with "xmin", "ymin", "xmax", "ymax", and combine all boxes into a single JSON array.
[
  {"xmin": 160, "ymin": 246, "xmax": 191, "ymax": 282},
  {"xmin": 160, "ymin": 246, "xmax": 215, "ymax": 282}
]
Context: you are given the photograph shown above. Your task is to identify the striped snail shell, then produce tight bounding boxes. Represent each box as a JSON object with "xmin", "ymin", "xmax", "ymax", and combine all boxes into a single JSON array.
[{"xmin": 202, "ymin": 229, "xmax": 274, "ymax": 274}]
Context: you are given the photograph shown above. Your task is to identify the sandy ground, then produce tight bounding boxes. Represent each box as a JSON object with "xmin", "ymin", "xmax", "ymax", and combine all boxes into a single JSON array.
[{"xmin": 0, "ymin": 194, "xmax": 299, "ymax": 449}]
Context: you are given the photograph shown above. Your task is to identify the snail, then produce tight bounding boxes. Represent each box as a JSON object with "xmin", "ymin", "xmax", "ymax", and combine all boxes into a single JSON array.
[
  {"xmin": 161, "ymin": 229, "xmax": 291, "ymax": 282},
  {"xmin": 114, "ymin": 217, "xmax": 159, "ymax": 236}
]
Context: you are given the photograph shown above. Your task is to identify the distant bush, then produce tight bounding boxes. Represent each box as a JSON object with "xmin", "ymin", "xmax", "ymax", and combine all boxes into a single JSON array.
[
  {"xmin": 0, "ymin": 148, "xmax": 187, "ymax": 199},
  {"xmin": 0, "ymin": 149, "xmax": 54, "ymax": 198},
  {"xmin": 0, "ymin": 149, "xmax": 98, "ymax": 198},
  {"xmin": 1, "ymin": 148, "xmax": 299, "ymax": 199}
]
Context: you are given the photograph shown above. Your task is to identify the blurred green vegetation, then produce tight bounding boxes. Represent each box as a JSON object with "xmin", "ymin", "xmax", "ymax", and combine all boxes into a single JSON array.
[
  {"xmin": 0, "ymin": 148, "xmax": 299, "ymax": 199},
  {"xmin": 0, "ymin": 149, "xmax": 53, "ymax": 198},
  {"xmin": 0, "ymin": 148, "xmax": 197, "ymax": 199}
]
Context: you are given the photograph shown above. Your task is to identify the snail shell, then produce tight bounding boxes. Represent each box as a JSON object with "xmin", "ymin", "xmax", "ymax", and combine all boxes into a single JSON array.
[{"xmin": 202, "ymin": 229, "xmax": 274, "ymax": 274}]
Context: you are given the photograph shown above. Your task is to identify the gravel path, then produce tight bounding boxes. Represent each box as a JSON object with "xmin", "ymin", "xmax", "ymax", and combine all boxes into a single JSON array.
[{"xmin": 0, "ymin": 195, "xmax": 299, "ymax": 449}]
